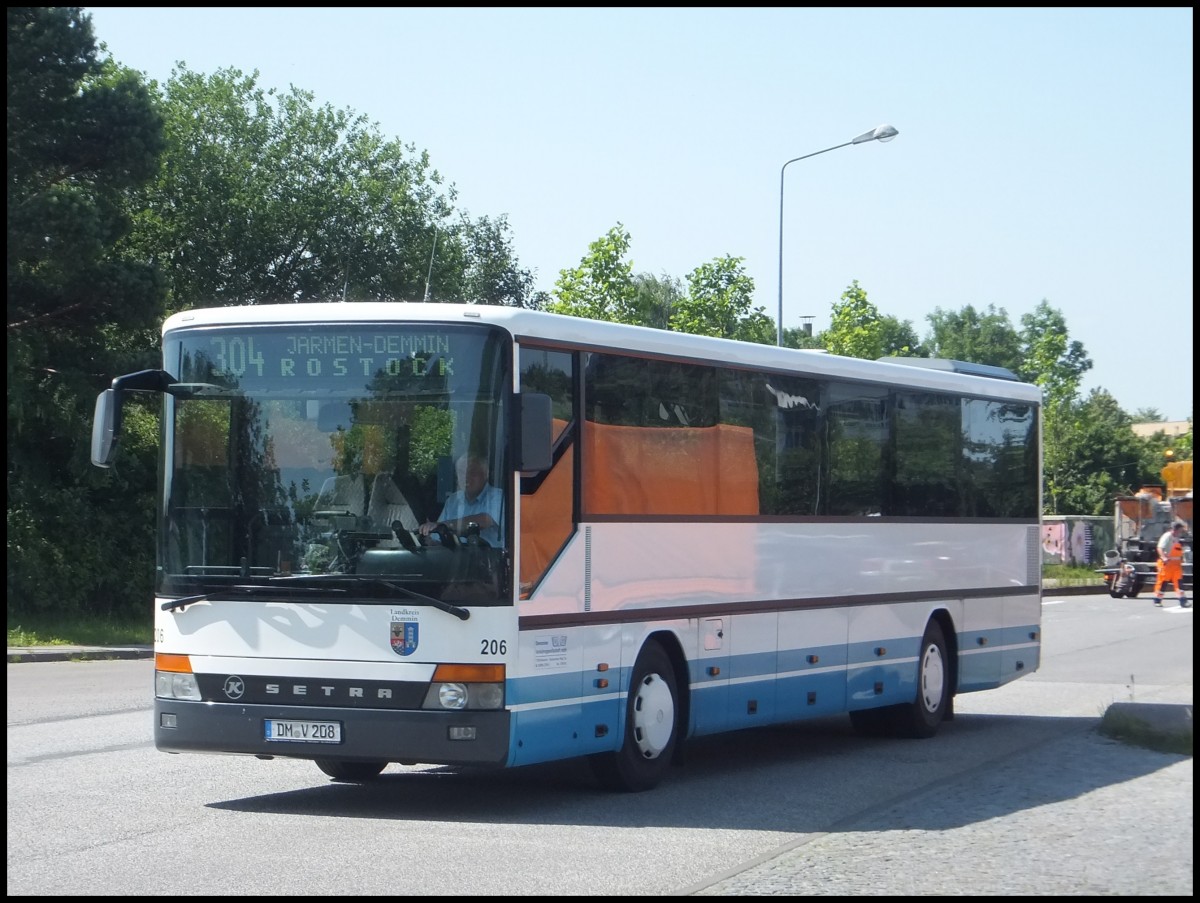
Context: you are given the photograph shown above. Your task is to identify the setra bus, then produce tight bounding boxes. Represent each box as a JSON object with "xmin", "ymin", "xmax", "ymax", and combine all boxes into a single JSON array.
[{"xmin": 91, "ymin": 302, "xmax": 1043, "ymax": 792}]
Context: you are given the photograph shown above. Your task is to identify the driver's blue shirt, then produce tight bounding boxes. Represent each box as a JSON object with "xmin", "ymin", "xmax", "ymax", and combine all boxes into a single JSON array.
[{"xmin": 438, "ymin": 484, "xmax": 504, "ymax": 545}]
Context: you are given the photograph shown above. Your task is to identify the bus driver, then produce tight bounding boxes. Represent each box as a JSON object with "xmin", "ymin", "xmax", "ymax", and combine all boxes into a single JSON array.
[{"xmin": 419, "ymin": 453, "xmax": 503, "ymax": 545}]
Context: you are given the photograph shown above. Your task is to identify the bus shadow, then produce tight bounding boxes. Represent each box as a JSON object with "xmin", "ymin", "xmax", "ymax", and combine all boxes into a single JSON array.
[{"xmin": 207, "ymin": 710, "xmax": 1189, "ymax": 833}]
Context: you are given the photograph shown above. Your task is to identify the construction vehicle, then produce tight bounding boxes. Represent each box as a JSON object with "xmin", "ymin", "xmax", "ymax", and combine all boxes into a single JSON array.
[{"xmin": 1096, "ymin": 460, "xmax": 1193, "ymax": 598}]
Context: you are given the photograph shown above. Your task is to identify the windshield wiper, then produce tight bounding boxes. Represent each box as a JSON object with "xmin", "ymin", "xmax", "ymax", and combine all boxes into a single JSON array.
[
  {"xmin": 161, "ymin": 583, "xmax": 347, "ymax": 611},
  {"xmin": 266, "ymin": 574, "xmax": 471, "ymax": 620}
]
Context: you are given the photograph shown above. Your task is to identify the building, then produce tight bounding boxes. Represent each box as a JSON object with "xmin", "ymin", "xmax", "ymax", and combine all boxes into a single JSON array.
[{"xmin": 1131, "ymin": 420, "xmax": 1191, "ymax": 439}]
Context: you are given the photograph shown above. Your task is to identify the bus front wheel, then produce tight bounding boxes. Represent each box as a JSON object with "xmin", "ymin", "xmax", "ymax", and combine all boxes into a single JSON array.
[
  {"xmin": 589, "ymin": 641, "xmax": 679, "ymax": 793},
  {"xmin": 315, "ymin": 759, "xmax": 388, "ymax": 782}
]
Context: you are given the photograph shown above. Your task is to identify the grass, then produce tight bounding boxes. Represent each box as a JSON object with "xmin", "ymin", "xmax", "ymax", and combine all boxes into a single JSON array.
[
  {"xmin": 7, "ymin": 612, "xmax": 152, "ymax": 648},
  {"xmin": 1099, "ymin": 707, "xmax": 1193, "ymax": 756},
  {"xmin": 1042, "ymin": 563, "xmax": 1106, "ymax": 586},
  {"xmin": 8, "ymin": 564, "xmax": 1102, "ymax": 648}
]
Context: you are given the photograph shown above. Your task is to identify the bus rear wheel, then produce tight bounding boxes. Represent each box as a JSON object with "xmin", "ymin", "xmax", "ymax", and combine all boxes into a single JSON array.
[
  {"xmin": 849, "ymin": 619, "xmax": 950, "ymax": 740},
  {"xmin": 315, "ymin": 759, "xmax": 388, "ymax": 781},
  {"xmin": 589, "ymin": 641, "xmax": 679, "ymax": 792},
  {"xmin": 892, "ymin": 619, "xmax": 950, "ymax": 738}
]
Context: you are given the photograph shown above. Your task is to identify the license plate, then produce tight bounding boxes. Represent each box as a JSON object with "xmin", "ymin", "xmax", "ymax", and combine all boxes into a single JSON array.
[{"xmin": 264, "ymin": 719, "xmax": 342, "ymax": 743}]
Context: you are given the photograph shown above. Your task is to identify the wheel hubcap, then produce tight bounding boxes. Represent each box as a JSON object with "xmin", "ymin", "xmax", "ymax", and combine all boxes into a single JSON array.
[
  {"xmin": 631, "ymin": 672, "xmax": 674, "ymax": 759},
  {"xmin": 920, "ymin": 642, "xmax": 945, "ymax": 713}
]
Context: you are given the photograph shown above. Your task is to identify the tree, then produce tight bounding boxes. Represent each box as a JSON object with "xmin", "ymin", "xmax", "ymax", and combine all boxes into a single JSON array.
[
  {"xmin": 1006, "ymin": 301, "xmax": 1095, "ymax": 515},
  {"xmin": 122, "ymin": 65, "xmax": 517, "ymax": 307},
  {"xmin": 878, "ymin": 315, "xmax": 925, "ymax": 358},
  {"xmin": 459, "ymin": 213, "xmax": 536, "ymax": 307},
  {"xmin": 1046, "ymin": 389, "xmax": 1145, "ymax": 515},
  {"xmin": 7, "ymin": 7, "xmax": 166, "ymax": 615},
  {"xmin": 670, "ymin": 255, "xmax": 772, "ymax": 342},
  {"xmin": 1016, "ymin": 300, "xmax": 1092, "ymax": 402},
  {"xmin": 631, "ymin": 272, "xmax": 683, "ymax": 330},
  {"xmin": 1131, "ymin": 408, "xmax": 1166, "ymax": 423},
  {"xmin": 821, "ymin": 280, "xmax": 884, "ymax": 359},
  {"xmin": 783, "ymin": 323, "xmax": 825, "ymax": 350},
  {"xmin": 120, "ymin": 65, "xmax": 535, "ymax": 310},
  {"xmin": 546, "ymin": 224, "xmax": 639, "ymax": 324},
  {"xmin": 924, "ymin": 304, "xmax": 1021, "ymax": 371}
]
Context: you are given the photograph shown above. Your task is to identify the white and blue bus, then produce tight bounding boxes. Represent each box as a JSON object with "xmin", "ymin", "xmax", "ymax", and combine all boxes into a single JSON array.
[{"xmin": 92, "ymin": 302, "xmax": 1042, "ymax": 792}]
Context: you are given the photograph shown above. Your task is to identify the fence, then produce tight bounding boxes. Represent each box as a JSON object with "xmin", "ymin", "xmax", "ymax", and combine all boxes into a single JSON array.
[{"xmin": 1042, "ymin": 515, "xmax": 1114, "ymax": 567}]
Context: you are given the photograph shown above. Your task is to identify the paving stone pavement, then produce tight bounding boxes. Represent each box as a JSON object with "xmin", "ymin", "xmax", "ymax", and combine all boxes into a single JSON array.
[{"xmin": 684, "ymin": 725, "xmax": 1192, "ymax": 895}]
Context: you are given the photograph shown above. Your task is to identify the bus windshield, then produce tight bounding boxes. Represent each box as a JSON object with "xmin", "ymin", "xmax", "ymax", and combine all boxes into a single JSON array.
[{"xmin": 159, "ymin": 322, "xmax": 512, "ymax": 605}]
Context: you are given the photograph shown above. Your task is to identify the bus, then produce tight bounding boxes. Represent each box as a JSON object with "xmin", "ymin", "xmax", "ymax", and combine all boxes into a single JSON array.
[{"xmin": 91, "ymin": 302, "xmax": 1043, "ymax": 792}]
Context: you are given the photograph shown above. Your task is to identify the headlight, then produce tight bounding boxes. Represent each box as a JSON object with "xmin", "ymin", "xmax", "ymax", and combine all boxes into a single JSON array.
[
  {"xmin": 422, "ymin": 681, "xmax": 505, "ymax": 710},
  {"xmin": 156, "ymin": 670, "xmax": 201, "ymax": 700},
  {"xmin": 437, "ymin": 682, "xmax": 468, "ymax": 710},
  {"xmin": 471, "ymin": 683, "xmax": 504, "ymax": 709}
]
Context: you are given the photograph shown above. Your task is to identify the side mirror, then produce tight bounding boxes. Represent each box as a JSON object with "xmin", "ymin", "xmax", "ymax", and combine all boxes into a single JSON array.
[
  {"xmin": 91, "ymin": 389, "xmax": 120, "ymax": 468},
  {"xmin": 518, "ymin": 392, "xmax": 553, "ymax": 473},
  {"xmin": 90, "ymin": 369, "xmax": 175, "ymax": 468}
]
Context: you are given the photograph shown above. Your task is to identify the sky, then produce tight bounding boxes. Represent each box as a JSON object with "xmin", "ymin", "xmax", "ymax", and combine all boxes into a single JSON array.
[{"xmin": 84, "ymin": 7, "xmax": 1194, "ymax": 422}]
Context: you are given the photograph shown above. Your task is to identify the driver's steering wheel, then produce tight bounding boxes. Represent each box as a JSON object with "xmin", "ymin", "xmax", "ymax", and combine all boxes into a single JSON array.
[
  {"xmin": 392, "ymin": 520, "xmax": 419, "ymax": 552},
  {"xmin": 421, "ymin": 521, "xmax": 459, "ymax": 551}
]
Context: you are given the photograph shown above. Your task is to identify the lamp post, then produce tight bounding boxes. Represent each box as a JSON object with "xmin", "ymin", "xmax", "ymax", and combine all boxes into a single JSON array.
[{"xmin": 776, "ymin": 124, "xmax": 898, "ymax": 347}]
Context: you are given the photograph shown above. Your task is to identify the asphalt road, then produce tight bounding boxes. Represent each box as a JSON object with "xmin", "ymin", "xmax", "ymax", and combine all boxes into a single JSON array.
[{"xmin": 6, "ymin": 590, "xmax": 1193, "ymax": 896}]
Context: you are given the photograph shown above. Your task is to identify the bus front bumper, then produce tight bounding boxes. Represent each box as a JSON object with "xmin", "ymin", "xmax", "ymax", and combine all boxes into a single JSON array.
[{"xmin": 154, "ymin": 699, "xmax": 511, "ymax": 766}]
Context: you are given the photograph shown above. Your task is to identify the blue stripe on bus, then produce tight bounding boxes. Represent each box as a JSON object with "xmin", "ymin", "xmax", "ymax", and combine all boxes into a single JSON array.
[{"xmin": 506, "ymin": 621, "xmax": 1040, "ymax": 765}]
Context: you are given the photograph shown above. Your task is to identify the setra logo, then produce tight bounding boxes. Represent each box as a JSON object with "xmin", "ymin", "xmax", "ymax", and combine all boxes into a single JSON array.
[{"xmin": 222, "ymin": 675, "xmax": 246, "ymax": 700}]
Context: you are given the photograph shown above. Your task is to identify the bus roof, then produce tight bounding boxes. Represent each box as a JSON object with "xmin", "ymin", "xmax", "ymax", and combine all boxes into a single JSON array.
[{"xmin": 163, "ymin": 302, "xmax": 1043, "ymax": 405}]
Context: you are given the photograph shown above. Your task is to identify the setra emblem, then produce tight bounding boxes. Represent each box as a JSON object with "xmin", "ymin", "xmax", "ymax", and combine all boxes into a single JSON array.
[
  {"xmin": 223, "ymin": 675, "xmax": 245, "ymax": 699},
  {"xmin": 390, "ymin": 608, "xmax": 420, "ymax": 656}
]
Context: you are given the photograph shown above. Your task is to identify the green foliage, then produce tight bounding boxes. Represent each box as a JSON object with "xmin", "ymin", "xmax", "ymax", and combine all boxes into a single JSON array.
[
  {"xmin": 1042, "ymin": 563, "xmax": 1105, "ymax": 585},
  {"xmin": 631, "ymin": 272, "xmax": 684, "ymax": 330},
  {"xmin": 8, "ymin": 612, "xmax": 152, "ymax": 647},
  {"xmin": 1017, "ymin": 300, "xmax": 1093, "ymax": 405},
  {"xmin": 547, "ymin": 224, "xmax": 640, "ymax": 323},
  {"xmin": 925, "ymin": 304, "xmax": 1021, "ymax": 370},
  {"xmin": 878, "ymin": 315, "xmax": 925, "ymax": 357},
  {"xmin": 409, "ymin": 406, "xmax": 454, "ymax": 478},
  {"xmin": 1169, "ymin": 422, "xmax": 1193, "ymax": 460},
  {"xmin": 1045, "ymin": 390, "xmax": 1145, "ymax": 514},
  {"xmin": 7, "ymin": 8, "xmax": 165, "ymax": 619},
  {"xmin": 783, "ymin": 324, "xmax": 825, "ymax": 349},
  {"xmin": 460, "ymin": 214, "xmax": 536, "ymax": 306},
  {"xmin": 821, "ymin": 280, "xmax": 884, "ymax": 359},
  {"xmin": 671, "ymin": 256, "xmax": 771, "ymax": 342},
  {"xmin": 122, "ymin": 64, "xmax": 530, "ymax": 307}
]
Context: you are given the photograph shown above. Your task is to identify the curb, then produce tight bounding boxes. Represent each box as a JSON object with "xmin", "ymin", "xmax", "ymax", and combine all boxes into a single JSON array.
[
  {"xmin": 1042, "ymin": 584, "xmax": 1107, "ymax": 596},
  {"xmin": 1101, "ymin": 702, "xmax": 1194, "ymax": 751},
  {"xmin": 6, "ymin": 646, "xmax": 153, "ymax": 664}
]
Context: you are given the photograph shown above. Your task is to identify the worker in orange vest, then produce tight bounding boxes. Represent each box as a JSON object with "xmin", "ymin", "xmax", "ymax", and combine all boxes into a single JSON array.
[{"xmin": 1152, "ymin": 521, "xmax": 1190, "ymax": 608}]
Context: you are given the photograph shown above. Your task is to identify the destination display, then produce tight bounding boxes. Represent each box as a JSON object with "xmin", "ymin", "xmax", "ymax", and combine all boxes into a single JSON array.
[{"xmin": 168, "ymin": 326, "xmax": 495, "ymax": 387}]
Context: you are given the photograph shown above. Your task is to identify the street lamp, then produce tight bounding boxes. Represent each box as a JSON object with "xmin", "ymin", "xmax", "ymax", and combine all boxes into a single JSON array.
[{"xmin": 776, "ymin": 124, "xmax": 898, "ymax": 347}]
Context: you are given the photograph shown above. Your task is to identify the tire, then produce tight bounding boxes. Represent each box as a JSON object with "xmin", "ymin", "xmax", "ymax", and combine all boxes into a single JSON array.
[
  {"xmin": 315, "ymin": 759, "xmax": 388, "ymax": 782},
  {"xmin": 891, "ymin": 620, "xmax": 951, "ymax": 739},
  {"xmin": 849, "ymin": 620, "xmax": 951, "ymax": 739},
  {"xmin": 589, "ymin": 641, "xmax": 679, "ymax": 792}
]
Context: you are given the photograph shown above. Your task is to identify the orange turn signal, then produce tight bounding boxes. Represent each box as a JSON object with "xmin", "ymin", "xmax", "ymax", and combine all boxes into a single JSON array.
[
  {"xmin": 432, "ymin": 663, "xmax": 505, "ymax": 682},
  {"xmin": 155, "ymin": 653, "xmax": 192, "ymax": 673}
]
